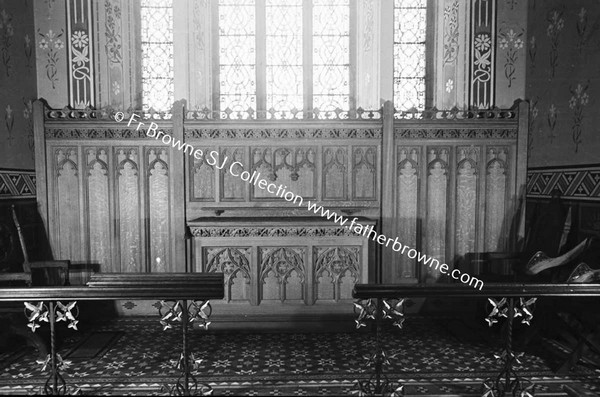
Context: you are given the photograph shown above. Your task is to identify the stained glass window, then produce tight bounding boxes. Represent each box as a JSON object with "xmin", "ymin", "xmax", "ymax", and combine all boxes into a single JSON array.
[
  {"xmin": 312, "ymin": 0, "xmax": 350, "ymax": 113},
  {"xmin": 394, "ymin": 0, "xmax": 427, "ymax": 111},
  {"xmin": 140, "ymin": 0, "xmax": 174, "ymax": 112},
  {"xmin": 217, "ymin": 0, "xmax": 352, "ymax": 118},
  {"xmin": 266, "ymin": 0, "xmax": 303, "ymax": 118},
  {"xmin": 218, "ymin": 0, "xmax": 256, "ymax": 115}
]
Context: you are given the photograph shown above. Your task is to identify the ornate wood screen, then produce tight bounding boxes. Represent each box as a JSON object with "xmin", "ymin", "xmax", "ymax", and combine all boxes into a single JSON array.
[{"xmin": 33, "ymin": 100, "xmax": 528, "ymax": 311}]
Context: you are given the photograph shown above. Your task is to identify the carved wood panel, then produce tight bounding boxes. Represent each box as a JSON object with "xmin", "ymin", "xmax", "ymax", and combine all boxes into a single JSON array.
[
  {"xmin": 425, "ymin": 147, "xmax": 450, "ymax": 281},
  {"xmin": 221, "ymin": 147, "xmax": 245, "ymax": 201},
  {"xmin": 191, "ymin": 221, "xmax": 373, "ymax": 310},
  {"xmin": 485, "ymin": 147, "xmax": 509, "ymax": 251},
  {"xmin": 54, "ymin": 148, "xmax": 82, "ymax": 261},
  {"xmin": 455, "ymin": 146, "xmax": 480, "ymax": 257},
  {"xmin": 204, "ymin": 247, "xmax": 252, "ymax": 302},
  {"xmin": 387, "ymin": 124, "xmax": 523, "ymax": 283},
  {"xmin": 352, "ymin": 146, "xmax": 377, "ymax": 200},
  {"xmin": 323, "ymin": 147, "xmax": 347, "ymax": 200},
  {"xmin": 191, "ymin": 147, "xmax": 214, "ymax": 201},
  {"xmin": 396, "ymin": 147, "xmax": 420, "ymax": 280},
  {"xmin": 251, "ymin": 147, "xmax": 317, "ymax": 200},
  {"xmin": 185, "ymin": 140, "xmax": 379, "ymax": 211},
  {"xmin": 115, "ymin": 148, "xmax": 142, "ymax": 272},
  {"xmin": 147, "ymin": 148, "xmax": 170, "ymax": 271},
  {"xmin": 313, "ymin": 246, "xmax": 360, "ymax": 302},
  {"xmin": 85, "ymin": 147, "xmax": 111, "ymax": 269},
  {"xmin": 259, "ymin": 247, "xmax": 306, "ymax": 303},
  {"xmin": 45, "ymin": 140, "xmax": 180, "ymax": 276}
]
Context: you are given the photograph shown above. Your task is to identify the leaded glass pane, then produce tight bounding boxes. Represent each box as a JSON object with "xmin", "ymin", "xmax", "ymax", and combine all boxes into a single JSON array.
[
  {"xmin": 312, "ymin": 0, "xmax": 350, "ymax": 115},
  {"xmin": 141, "ymin": 0, "xmax": 174, "ymax": 112},
  {"xmin": 266, "ymin": 0, "xmax": 303, "ymax": 118},
  {"xmin": 219, "ymin": 0, "xmax": 256, "ymax": 116},
  {"xmin": 394, "ymin": 0, "xmax": 427, "ymax": 111}
]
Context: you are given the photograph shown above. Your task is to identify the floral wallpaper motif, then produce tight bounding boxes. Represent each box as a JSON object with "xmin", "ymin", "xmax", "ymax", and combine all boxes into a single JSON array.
[
  {"xmin": 38, "ymin": 29, "xmax": 64, "ymax": 89},
  {"xmin": 569, "ymin": 82, "xmax": 589, "ymax": 153},
  {"xmin": 495, "ymin": 0, "xmax": 527, "ymax": 108},
  {"xmin": 497, "ymin": 25, "xmax": 524, "ymax": 88},
  {"xmin": 546, "ymin": 9, "xmax": 564, "ymax": 80},
  {"xmin": 23, "ymin": 34, "xmax": 33, "ymax": 68},
  {"xmin": 547, "ymin": 104, "xmax": 558, "ymax": 143},
  {"xmin": 527, "ymin": 97, "xmax": 538, "ymax": 152},
  {"xmin": 0, "ymin": 0, "xmax": 36, "ymax": 168},
  {"xmin": 22, "ymin": 99, "xmax": 34, "ymax": 158},
  {"xmin": 3, "ymin": 105, "xmax": 13, "ymax": 145},
  {"xmin": 443, "ymin": 0, "xmax": 459, "ymax": 64},
  {"xmin": 526, "ymin": 0, "xmax": 599, "ymax": 167},
  {"xmin": 528, "ymin": 35, "xmax": 537, "ymax": 68},
  {"xmin": 105, "ymin": 0, "xmax": 123, "ymax": 64}
]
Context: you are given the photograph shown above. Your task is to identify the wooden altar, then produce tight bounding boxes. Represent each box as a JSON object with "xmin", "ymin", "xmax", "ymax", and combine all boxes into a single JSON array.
[{"xmin": 32, "ymin": 100, "xmax": 528, "ymax": 317}]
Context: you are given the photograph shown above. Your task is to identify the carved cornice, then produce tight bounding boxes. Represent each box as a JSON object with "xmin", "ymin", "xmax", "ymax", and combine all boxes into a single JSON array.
[
  {"xmin": 394, "ymin": 107, "xmax": 517, "ymax": 121},
  {"xmin": 190, "ymin": 226, "xmax": 361, "ymax": 238},
  {"xmin": 394, "ymin": 128, "xmax": 517, "ymax": 140},
  {"xmin": 184, "ymin": 128, "xmax": 382, "ymax": 139},
  {"xmin": 45, "ymin": 128, "xmax": 173, "ymax": 139},
  {"xmin": 45, "ymin": 108, "xmax": 172, "ymax": 121}
]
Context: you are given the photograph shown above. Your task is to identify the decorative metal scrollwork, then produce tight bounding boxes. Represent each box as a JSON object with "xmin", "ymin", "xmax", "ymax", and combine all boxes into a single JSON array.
[
  {"xmin": 158, "ymin": 300, "xmax": 212, "ymax": 331},
  {"xmin": 353, "ymin": 298, "xmax": 405, "ymax": 396},
  {"xmin": 159, "ymin": 299, "xmax": 213, "ymax": 396},
  {"xmin": 485, "ymin": 297, "xmax": 536, "ymax": 327},
  {"xmin": 382, "ymin": 298, "xmax": 405, "ymax": 329},
  {"xmin": 482, "ymin": 297, "xmax": 537, "ymax": 397},
  {"xmin": 353, "ymin": 298, "xmax": 376, "ymax": 329},
  {"xmin": 24, "ymin": 301, "xmax": 79, "ymax": 332},
  {"xmin": 24, "ymin": 301, "xmax": 79, "ymax": 395}
]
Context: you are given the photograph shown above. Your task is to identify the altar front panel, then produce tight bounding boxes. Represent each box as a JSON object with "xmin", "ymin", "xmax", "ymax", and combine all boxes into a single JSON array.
[{"xmin": 189, "ymin": 219, "xmax": 374, "ymax": 313}]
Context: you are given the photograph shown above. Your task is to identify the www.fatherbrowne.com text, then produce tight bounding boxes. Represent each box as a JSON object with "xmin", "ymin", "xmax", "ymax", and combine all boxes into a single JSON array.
[{"xmin": 116, "ymin": 112, "xmax": 484, "ymax": 290}]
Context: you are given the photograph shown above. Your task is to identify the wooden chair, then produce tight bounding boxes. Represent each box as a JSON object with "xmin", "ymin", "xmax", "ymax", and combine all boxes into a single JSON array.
[
  {"xmin": 0, "ymin": 205, "xmax": 69, "ymax": 286},
  {"xmin": 0, "ymin": 205, "xmax": 70, "ymax": 357}
]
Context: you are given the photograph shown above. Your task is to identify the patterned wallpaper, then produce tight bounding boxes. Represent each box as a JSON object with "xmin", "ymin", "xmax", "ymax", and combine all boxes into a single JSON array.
[
  {"xmin": 0, "ymin": 0, "xmax": 36, "ymax": 169},
  {"xmin": 495, "ymin": 0, "xmax": 527, "ymax": 108},
  {"xmin": 34, "ymin": 0, "xmax": 96, "ymax": 109},
  {"xmin": 526, "ymin": 0, "xmax": 600, "ymax": 167}
]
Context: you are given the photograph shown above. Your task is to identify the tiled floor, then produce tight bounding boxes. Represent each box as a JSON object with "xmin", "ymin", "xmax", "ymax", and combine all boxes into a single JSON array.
[{"xmin": 1, "ymin": 316, "xmax": 599, "ymax": 395}]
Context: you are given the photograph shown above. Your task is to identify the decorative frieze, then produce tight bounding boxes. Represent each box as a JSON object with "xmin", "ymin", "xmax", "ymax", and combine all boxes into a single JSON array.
[
  {"xmin": 190, "ymin": 226, "xmax": 358, "ymax": 238},
  {"xmin": 394, "ymin": 128, "xmax": 517, "ymax": 139},
  {"xmin": 184, "ymin": 128, "xmax": 382, "ymax": 140},
  {"xmin": 45, "ymin": 128, "xmax": 172, "ymax": 139}
]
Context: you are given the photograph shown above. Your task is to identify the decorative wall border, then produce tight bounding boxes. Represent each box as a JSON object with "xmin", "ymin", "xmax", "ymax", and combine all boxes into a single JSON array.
[
  {"xmin": 0, "ymin": 169, "xmax": 36, "ymax": 199},
  {"xmin": 66, "ymin": 0, "xmax": 95, "ymax": 108},
  {"xmin": 469, "ymin": 0, "xmax": 496, "ymax": 109},
  {"xmin": 527, "ymin": 164, "xmax": 600, "ymax": 201}
]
